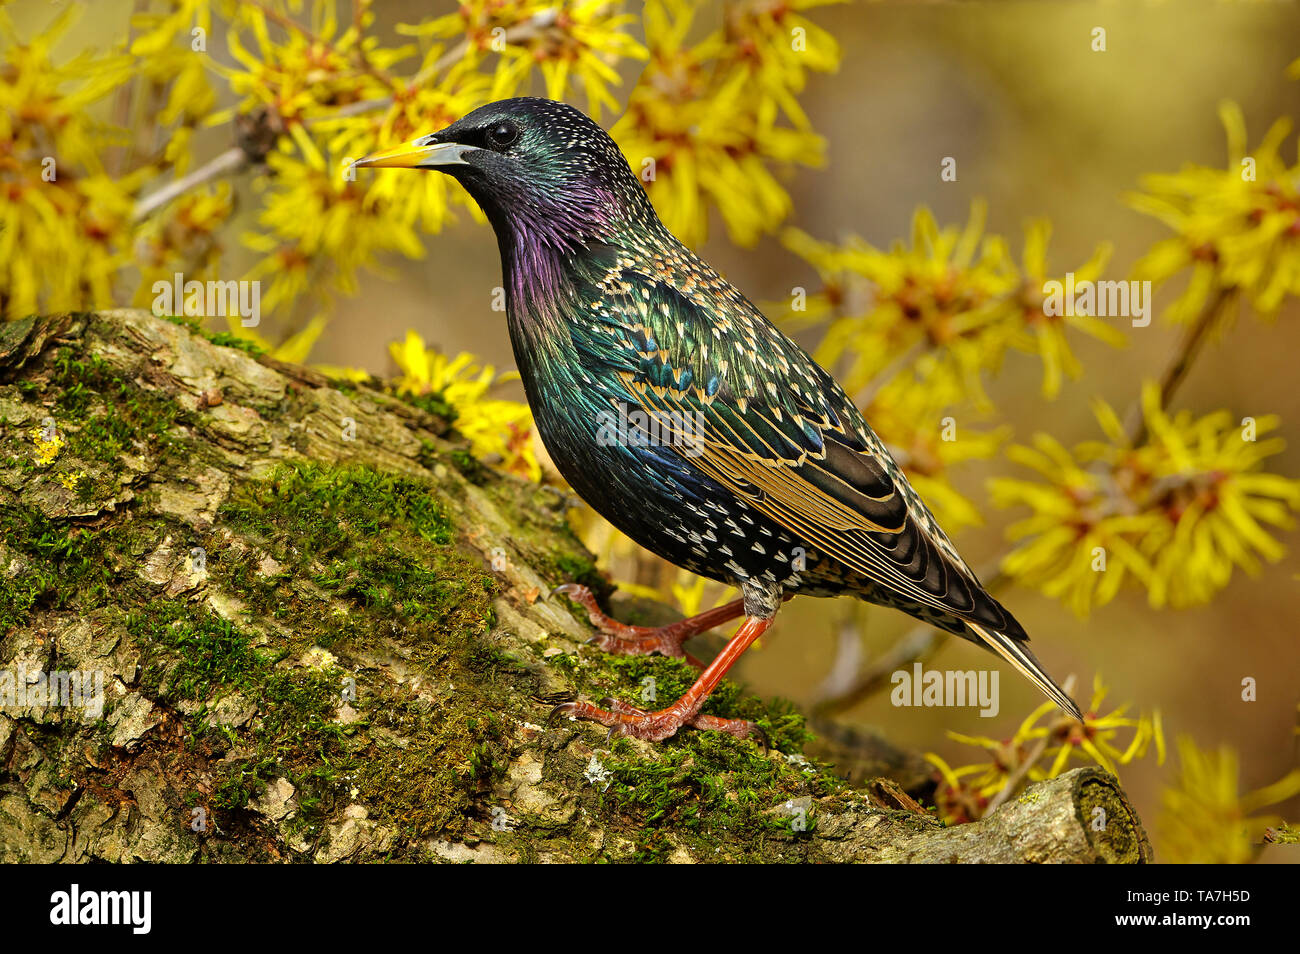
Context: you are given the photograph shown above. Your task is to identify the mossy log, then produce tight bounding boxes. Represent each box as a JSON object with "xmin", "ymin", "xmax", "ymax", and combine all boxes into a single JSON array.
[{"xmin": 0, "ymin": 310, "xmax": 1151, "ymax": 863}]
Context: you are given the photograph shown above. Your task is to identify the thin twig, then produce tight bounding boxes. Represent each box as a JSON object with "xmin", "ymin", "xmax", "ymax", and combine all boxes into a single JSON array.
[
  {"xmin": 132, "ymin": 146, "xmax": 247, "ymax": 221},
  {"xmin": 811, "ymin": 567, "xmax": 1009, "ymax": 716},
  {"xmin": 855, "ymin": 337, "xmax": 928, "ymax": 408},
  {"xmin": 409, "ymin": 12, "xmax": 552, "ymax": 89},
  {"xmin": 811, "ymin": 625, "xmax": 947, "ymax": 716},
  {"xmin": 411, "ymin": 38, "xmax": 472, "ymax": 90},
  {"xmin": 1125, "ymin": 284, "xmax": 1236, "ymax": 446},
  {"xmin": 130, "ymin": 15, "xmax": 545, "ymax": 222},
  {"xmin": 983, "ymin": 674, "xmax": 1077, "ymax": 814}
]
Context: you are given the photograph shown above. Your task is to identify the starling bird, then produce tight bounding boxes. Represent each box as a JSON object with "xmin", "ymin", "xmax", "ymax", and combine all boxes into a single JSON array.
[{"xmin": 356, "ymin": 98, "xmax": 1083, "ymax": 742}]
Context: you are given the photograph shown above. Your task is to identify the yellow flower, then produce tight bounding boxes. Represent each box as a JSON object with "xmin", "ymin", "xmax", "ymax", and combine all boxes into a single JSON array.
[
  {"xmin": 1031, "ymin": 675, "xmax": 1165, "ymax": 778},
  {"xmin": 389, "ymin": 331, "xmax": 541, "ymax": 481},
  {"xmin": 401, "ymin": 1, "xmax": 645, "ymax": 120},
  {"xmin": 1129, "ymin": 101, "xmax": 1300, "ymax": 321},
  {"xmin": 721, "ymin": 0, "xmax": 845, "ymax": 130},
  {"xmin": 1158, "ymin": 737, "xmax": 1300, "ymax": 863},
  {"xmin": 242, "ymin": 146, "xmax": 423, "ymax": 319},
  {"xmin": 610, "ymin": 0, "xmax": 837, "ymax": 247},
  {"xmin": 128, "ymin": 0, "xmax": 217, "ymax": 171},
  {"xmin": 992, "ymin": 382, "xmax": 1300, "ymax": 615},
  {"xmin": 864, "ymin": 365, "xmax": 1008, "ymax": 531},
  {"xmin": 257, "ymin": 69, "xmax": 492, "ymax": 326},
  {"xmin": 0, "ymin": 5, "xmax": 134, "ymax": 173},
  {"xmin": 214, "ymin": 3, "xmax": 410, "ymax": 127},
  {"xmin": 128, "ymin": 0, "xmax": 213, "ymax": 59},
  {"xmin": 928, "ymin": 674, "xmax": 1163, "ymax": 824},
  {"xmin": 1005, "ymin": 219, "xmax": 1119, "ymax": 399},
  {"xmin": 0, "ymin": 6, "xmax": 140, "ymax": 319},
  {"xmin": 322, "ymin": 75, "xmax": 493, "ymax": 234},
  {"xmin": 223, "ymin": 313, "xmax": 329, "ymax": 364},
  {"xmin": 781, "ymin": 204, "xmax": 1017, "ymax": 405},
  {"xmin": 781, "ymin": 204, "xmax": 1121, "ymax": 406},
  {"xmin": 30, "ymin": 425, "xmax": 65, "ymax": 466}
]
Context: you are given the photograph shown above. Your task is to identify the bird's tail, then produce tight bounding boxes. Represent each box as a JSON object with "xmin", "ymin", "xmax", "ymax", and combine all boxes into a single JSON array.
[{"xmin": 966, "ymin": 622, "xmax": 1083, "ymax": 721}]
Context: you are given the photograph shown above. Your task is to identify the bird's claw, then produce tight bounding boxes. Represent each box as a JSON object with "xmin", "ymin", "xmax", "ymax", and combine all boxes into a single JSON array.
[
  {"xmin": 550, "ymin": 582, "xmax": 582, "ymax": 601},
  {"xmin": 550, "ymin": 581, "xmax": 690, "ymax": 658},
  {"xmin": 547, "ymin": 696, "xmax": 764, "ymax": 746},
  {"xmin": 547, "ymin": 701, "xmax": 581, "ymax": 725}
]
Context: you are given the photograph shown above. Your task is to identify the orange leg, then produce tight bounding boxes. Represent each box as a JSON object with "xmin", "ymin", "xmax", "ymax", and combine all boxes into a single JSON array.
[
  {"xmin": 553, "ymin": 583, "xmax": 744, "ymax": 668},
  {"xmin": 550, "ymin": 615, "xmax": 773, "ymax": 743}
]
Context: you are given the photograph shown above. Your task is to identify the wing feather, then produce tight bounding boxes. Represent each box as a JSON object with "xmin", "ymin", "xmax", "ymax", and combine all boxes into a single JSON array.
[{"xmin": 571, "ymin": 260, "xmax": 1018, "ymax": 636}]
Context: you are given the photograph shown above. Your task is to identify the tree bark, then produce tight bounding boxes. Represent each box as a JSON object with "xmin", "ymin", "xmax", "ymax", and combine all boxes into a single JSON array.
[{"xmin": 0, "ymin": 310, "xmax": 1150, "ymax": 863}]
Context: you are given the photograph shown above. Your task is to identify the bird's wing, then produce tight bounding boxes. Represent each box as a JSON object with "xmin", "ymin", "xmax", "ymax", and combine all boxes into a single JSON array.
[{"xmin": 569, "ymin": 251, "xmax": 1022, "ymax": 637}]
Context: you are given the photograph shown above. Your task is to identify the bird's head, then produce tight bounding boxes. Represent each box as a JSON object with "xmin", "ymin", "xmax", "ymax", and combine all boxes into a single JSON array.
[{"xmin": 354, "ymin": 98, "xmax": 654, "ymax": 254}]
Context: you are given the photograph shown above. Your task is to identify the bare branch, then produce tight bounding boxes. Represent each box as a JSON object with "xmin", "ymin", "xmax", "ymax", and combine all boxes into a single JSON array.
[
  {"xmin": 131, "ymin": 146, "xmax": 246, "ymax": 222},
  {"xmin": 1125, "ymin": 284, "xmax": 1237, "ymax": 446}
]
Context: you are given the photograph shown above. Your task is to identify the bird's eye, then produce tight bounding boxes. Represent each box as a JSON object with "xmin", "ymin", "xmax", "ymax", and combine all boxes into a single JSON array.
[{"xmin": 486, "ymin": 122, "xmax": 520, "ymax": 150}]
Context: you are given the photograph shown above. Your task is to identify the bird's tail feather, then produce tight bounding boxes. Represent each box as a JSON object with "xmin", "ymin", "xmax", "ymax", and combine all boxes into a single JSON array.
[{"xmin": 966, "ymin": 622, "xmax": 1083, "ymax": 721}]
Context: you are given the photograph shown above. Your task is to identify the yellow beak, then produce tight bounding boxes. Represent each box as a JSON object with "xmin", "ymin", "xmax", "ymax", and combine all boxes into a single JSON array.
[{"xmin": 352, "ymin": 139, "xmax": 476, "ymax": 170}]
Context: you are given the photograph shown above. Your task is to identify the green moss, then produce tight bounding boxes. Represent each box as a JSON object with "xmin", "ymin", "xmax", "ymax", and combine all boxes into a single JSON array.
[
  {"xmin": 0, "ymin": 507, "xmax": 131, "ymax": 631},
  {"xmin": 587, "ymin": 726, "xmax": 835, "ymax": 860},
  {"xmin": 530, "ymin": 634, "xmax": 831, "ymax": 860},
  {"xmin": 549, "ymin": 552, "xmax": 608, "ymax": 595},
  {"xmin": 356, "ymin": 693, "xmax": 510, "ymax": 838},
  {"xmin": 400, "ymin": 390, "xmax": 458, "ymax": 424},
  {"xmin": 219, "ymin": 461, "xmax": 453, "ymax": 555},
  {"xmin": 0, "ymin": 346, "xmax": 192, "ymax": 503},
  {"xmin": 447, "ymin": 446, "xmax": 488, "ymax": 484},
  {"xmin": 0, "ymin": 343, "xmax": 201, "ymax": 627},
  {"xmin": 122, "ymin": 595, "xmax": 355, "ymax": 830},
  {"xmin": 312, "ymin": 548, "xmax": 497, "ymax": 648},
  {"xmin": 112, "ymin": 594, "xmax": 357, "ymax": 831},
  {"xmin": 205, "ymin": 331, "xmax": 266, "ymax": 356},
  {"xmin": 203, "ymin": 459, "xmax": 512, "ymax": 843},
  {"xmin": 210, "ymin": 669, "xmax": 353, "ymax": 827},
  {"xmin": 212, "ymin": 460, "xmax": 492, "ymax": 653},
  {"xmin": 482, "ymin": 485, "xmax": 612, "ymax": 597},
  {"xmin": 128, "ymin": 600, "xmax": 274, "ymax": 700},
  {"xmin": 161, "ymin": 313, "xmax": 266, "ymax": 356},
  {"xmin": 1269, "ymin": 822, "xmax": 1300, "ymax": 844},
  {"xmin": 49, "ymin": 348, "xmax": 187, "ymax": 466},
  {"xmin": 560, "ymin": 651, "xmax": 811, "ymax": 755}
]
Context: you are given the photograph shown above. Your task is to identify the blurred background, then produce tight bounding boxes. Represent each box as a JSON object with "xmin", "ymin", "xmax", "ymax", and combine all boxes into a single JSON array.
[{"xmin": 6, "ymin": 0, "xmax": 1299, "ymax": 859}]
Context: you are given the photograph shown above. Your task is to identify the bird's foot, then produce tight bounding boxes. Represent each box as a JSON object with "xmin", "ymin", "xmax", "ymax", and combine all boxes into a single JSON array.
[
  {"xmin": 550, "ymin": 696, "xmax": 765, "ymax": 746},
  {"xmin": 552, "ymin": 582, "xmax": 731, "ymax": 662}
]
